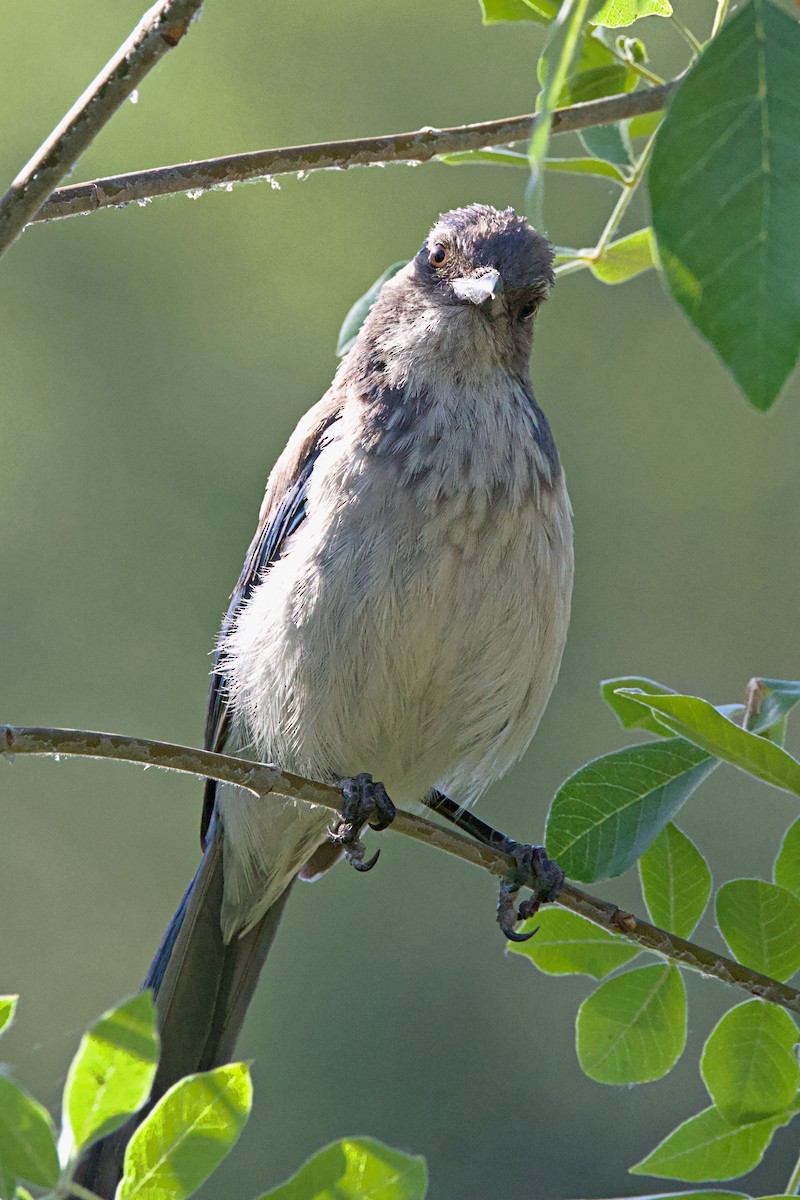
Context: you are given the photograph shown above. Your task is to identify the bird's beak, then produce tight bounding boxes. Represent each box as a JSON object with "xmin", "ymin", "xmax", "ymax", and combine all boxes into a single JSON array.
[{"xmin": 451, "ymin": 269, "xmax": 504, "ymax": 314}]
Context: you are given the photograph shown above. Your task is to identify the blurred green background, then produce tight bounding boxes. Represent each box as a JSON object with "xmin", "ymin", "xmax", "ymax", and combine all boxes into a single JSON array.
[{"xmin": 2, "ymin": 2, "xmax": 799, "ymax": 1197}]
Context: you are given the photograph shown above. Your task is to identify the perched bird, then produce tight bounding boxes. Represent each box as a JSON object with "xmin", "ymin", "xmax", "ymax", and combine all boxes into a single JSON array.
[{"xmin": 75, "ymin": 203, "xmax": 573, "ymax": 1196}]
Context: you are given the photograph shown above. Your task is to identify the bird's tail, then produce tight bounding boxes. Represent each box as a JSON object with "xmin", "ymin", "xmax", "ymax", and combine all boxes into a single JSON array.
[{"xmin": 72, "ymin": 820, "xmax": 291, "ymax": 1199}]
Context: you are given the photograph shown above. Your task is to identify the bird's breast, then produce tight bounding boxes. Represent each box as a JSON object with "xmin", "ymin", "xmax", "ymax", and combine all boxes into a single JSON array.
[{"xmin": 225, "ymin": 392, "xmax": 573, "ymax": 808}]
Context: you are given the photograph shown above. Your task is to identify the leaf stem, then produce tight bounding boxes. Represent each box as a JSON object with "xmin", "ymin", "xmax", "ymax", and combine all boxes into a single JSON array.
[
  {"xmin": 710, "ymin": 0, "xmax": 731, "ymax": 38},
  {"xmin": 5, "ymin": 724, "xmax": 800, "ymax": 1017},
  {"xmin": 589, "ymin": 130, "xmax": 656, "ymax": 261},
  {"xmin": 669, "ymin": 13, "xmax": 704, "ymax": 57},
  {"xmin": 786, "ymin": 1146, "xmax": 800, "ymax": 1196}
]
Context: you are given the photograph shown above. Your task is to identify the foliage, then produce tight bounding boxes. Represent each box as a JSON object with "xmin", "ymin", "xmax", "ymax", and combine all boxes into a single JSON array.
[{"xmin": 0, "ymin": 995, "xmax": 423, "ymax": 1200}]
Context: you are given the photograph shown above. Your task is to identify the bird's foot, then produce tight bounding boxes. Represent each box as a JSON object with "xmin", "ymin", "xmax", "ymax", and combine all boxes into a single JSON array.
[
  {"xmin": 497, "ymin": 840, "xmax": 565, "ymax": 942},
  {"xmin": 330, "ymin": 772, "xmax": 396, "ymax": 872}
]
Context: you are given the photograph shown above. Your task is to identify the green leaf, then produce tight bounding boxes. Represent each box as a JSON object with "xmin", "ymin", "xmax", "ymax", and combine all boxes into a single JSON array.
[
  {"xmin": 628, "ymin": 109, "xmax": 663, "ymax": 138},
  {"xmin": 649, "ymin": 0, "xmax": 800, "ymax": 410},
  {"xmin": 480, "ymin": 0, "xmax": 554, "ymax": 23},
  {"xmin": 750, "ymin": 679, "xmax": 800, "ymax": 743},
  {"xmin": 716, "ymin": 880, "xmax": 800, "ymax": 982},
  {"xmin": 63, "ymin": 992, "xmax": 159, "ymax": 1158},
  {"xmin": 336, "ymin": 263, "xmax": 407, "ymax": 357},
  {"xmin": 775, "ymin": 818, "xmax": 800, "ymax": 898},
  {"xmin": 509, "ymin": 907, "xmax": 640, "ymax": 977},
  {"xmin": 116, "ymin": 1062, "xmax": 252, "ymax": 1200},
  {"xmin": 617, "ymin": 690, "xmax": 800, "ymax": 795},
  {"xmin": 545, "ymin": 737, "xmax": 718, "ymax": 882},
  {"xmin": 701, "ymin": 1000, "xmax": 799, "ymax": 1125},
  {"xmin": 0, "ymin": 999, "xmax": 17, "ymax": 1038},
  {"xmin": 0, "ymin": 1157, "xmax": 14, "ymax": 1200},
  {"xmin": 630, "ymin": 1105, "xmax": 784, "ymax": 1181},
  {"xmin": 438, "ymin": 147, "xmax": 529, "ymax": 167},
  {"xmin": 547, "ymin": 156, "xmax": 628, "ymax": 181},
  {"xmin": 580, "ymin": 122, "xmax": 634, "ymax": 167},
  {"xmin": 639, "ymin": 823, "xmax": 711, "ymax": 937},
  {"xmin": 0, "ymin": 1078, "xmax": 59, "ymax": 1189},
  {"xmin": 577, "ymin": 964, "xmax": 686, "ymax": 1083},
  {"xmin": 558, "ymin": 63, "xmax": 633, "ymax": 105},
  {"xmin": 527, "ymin": 0, "xmax": 606, "ymax": 225},
  {"xmin": 259, "ymin": 1137, "xmax": 428, "ymax": 1200},
  {"xmin": 589, "ymin": 228, "xmax": 656, "ymax": 284},
  {"xmin": 590, "ymin": 0, "xmax": 671, "ymax": 25},
  {"xmin": 601, "ymin": 675, "xmax": 676, "ymax": 734}
]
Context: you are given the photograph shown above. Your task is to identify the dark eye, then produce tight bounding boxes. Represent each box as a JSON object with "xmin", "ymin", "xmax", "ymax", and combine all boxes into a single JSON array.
[
  {"xmin": 429, "ymin": 243, "xmax": 449, "ymax": 267},
  {"xmin": 518, "ymin": 302, "xmax": 536, "ymax": 320}
]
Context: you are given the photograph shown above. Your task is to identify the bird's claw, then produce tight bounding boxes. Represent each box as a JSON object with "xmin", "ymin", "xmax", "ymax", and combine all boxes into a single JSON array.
[
  {"xmin": 330, "ymin": 772, "xmax": 396, "ymax": 872},
  {"xmin": 497, "ymin": 841, "xmax": 565, "ymax": 942}
]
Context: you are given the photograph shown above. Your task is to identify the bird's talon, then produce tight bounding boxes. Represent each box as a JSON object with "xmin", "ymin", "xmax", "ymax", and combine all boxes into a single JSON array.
[
  {"xmin": 496, "ymin": 840, "xmax": 564, "ymax": 939},
  {"xmin": 502, "ymin": 923, "xmax": 539, "ymax": 943},
  {"xmin": 330, "ymin": 773, "xmax": 394, "ymax": 873},
  {"xmin": 352, "ymin": 848, "xmax": 381, "ymax": 872}
]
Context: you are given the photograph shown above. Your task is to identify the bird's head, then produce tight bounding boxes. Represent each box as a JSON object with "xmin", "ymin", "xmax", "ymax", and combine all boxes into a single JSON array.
[
  {"xmin": 351, "ymin": 205, "xmax": 555, "ymax": 387},
  {"xmin": 413, "ymin": 204, "xmax": 554, "ymax": 326}
]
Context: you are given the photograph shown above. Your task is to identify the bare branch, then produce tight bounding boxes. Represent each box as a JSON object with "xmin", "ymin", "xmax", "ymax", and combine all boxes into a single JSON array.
[
  {"xmin": 31, "ymin": 81, "xmax": 677, "ymax": 226},
  {"xmin": 5, "ymin": 723, "xmax": 799, "ymax": 1016},
  {"xmin": 0, "ymin": 0, "xmax": 204, "ymax": 256}
]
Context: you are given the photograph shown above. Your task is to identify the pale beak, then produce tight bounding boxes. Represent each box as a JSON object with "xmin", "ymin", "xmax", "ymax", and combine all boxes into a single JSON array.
[{"xmin": 451, "ymin": 269, "xmax": 504, "ymax": 313}]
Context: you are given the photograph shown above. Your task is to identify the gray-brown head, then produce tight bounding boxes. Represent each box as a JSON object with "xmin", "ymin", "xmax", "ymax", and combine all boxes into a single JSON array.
[{"xmin": 348, "ymin": 205, "xmax": 555, "ymax": 388}]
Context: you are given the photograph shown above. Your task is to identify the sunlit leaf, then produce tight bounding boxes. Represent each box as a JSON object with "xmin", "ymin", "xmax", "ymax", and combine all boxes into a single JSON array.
[
  {"xmin": 577, "ymin": 964, "xmax": 686, "ymax": 1083},
  {"xmin": 589, "ymin": 228, "xmax": 656, "ymax": 284},
  {"xmin": 639, "ymin": 823, "xmax": 711, "ymax": 937},
  {"xmin": 63, "ymin": 992, "xmax": 159, "ymax": 1157},
  {"xmin": 509, "ymin": 907, "xmax": 640, "ymax": 977},
  {"xmin": 258, "ymin": 1136, "xmax": 428, "ymax": 1199},
  {"xmin": 480, "ymin": 0, "xmax": 554, "ymax": 23},
  {"xmin": 616, "ymin": 690, "xmax": 800, "ymax": 795},
  {"xmin": 716, "ymin": 880, "xmax": 800, "ymax": 982},
  {"xmin": 601, "ymin": 676, "xmax": 676, "ymax": 735},
  {"xmin": 0, "ymin": 999, "xmax": 17, "ymax": 1038},
  {"xmin": 116, "ymin": 1063, "xmax": 252, "ymax": 1200},
  {"xmin": 630, "ymin": 1106, "xmax": 784, "ymax": 1181},
  {"xmin": 545, "ymin": 738, "xmax": 718, "ymax": 881},
  {"xmin": 700, "ymin": 1000, "xmax": 799, "ymax": 1125},
  {"xmin": 591, "ymin": 0, "xmax": 671, "ymax": 26},
  {"xmin": 0, "ymin": 1079, "xmax": 59, "ymax": 1189},
  {"xmin": 649, "ymin": 0, "xmax": 800, "ymax": 409},
  {"xmin": 336, "ymin": 262, "xmax": 408, "ymax": 357},
  {"xmin": 774, "ymin": 818, "xmax": 800, "ymax": 898}
]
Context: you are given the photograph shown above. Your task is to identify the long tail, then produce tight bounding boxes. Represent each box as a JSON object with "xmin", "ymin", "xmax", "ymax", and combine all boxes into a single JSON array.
[{"xmin": 72, "ymin": 820, "xmax": 291, "ymax": 1199}]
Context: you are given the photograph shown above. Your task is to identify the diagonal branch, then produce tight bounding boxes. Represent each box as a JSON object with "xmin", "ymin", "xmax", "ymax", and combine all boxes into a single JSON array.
[
  {"xmin": 4, "ymin": 723, "xmax": 799, "ymax": 1016},
  {"xmin": 30, "ymin": 81, "xmax": 677, "ymax": 227},
  {"xmin": 0, "ymin": 0, "xmax": 204, "ymax": 256}
]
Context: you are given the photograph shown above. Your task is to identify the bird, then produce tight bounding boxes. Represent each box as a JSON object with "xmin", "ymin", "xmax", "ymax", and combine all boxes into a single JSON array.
[{"xmin": 74, "ymin": 203, "xmax": 573, "ymax": 1196}]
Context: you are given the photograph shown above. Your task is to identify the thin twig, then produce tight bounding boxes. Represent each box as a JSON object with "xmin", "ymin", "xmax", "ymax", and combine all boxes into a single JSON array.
[
  {"xmin": 29, "ymin": 82, "xmax": 678, "ymax": 227},
  {"xmin": 4, "ymin": 724, "xmax": 800, "ymax": 1016},
  {"xmin": 0, "ymin": 0, "xmax": 204, "ymax": 256}
]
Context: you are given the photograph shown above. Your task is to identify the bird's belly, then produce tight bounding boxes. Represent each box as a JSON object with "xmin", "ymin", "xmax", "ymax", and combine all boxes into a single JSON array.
[{"xmin": 228, "ymin": 481, "xmax": 572, "ymax": 809}]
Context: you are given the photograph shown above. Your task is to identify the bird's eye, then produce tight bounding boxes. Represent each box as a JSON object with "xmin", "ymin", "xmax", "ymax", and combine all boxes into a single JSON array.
[
  {"xmin": 429, "ymin": 243, "xmax": 449, "ymax": 268},
  {"xmin": 518, "ymin": 302, "xmax": 536, "ymax": 320}
]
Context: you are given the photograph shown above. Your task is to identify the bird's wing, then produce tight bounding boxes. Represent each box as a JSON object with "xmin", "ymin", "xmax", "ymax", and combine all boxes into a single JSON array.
[{"xmin": 201, "ymin": 391, "xmax": 343, "ymax": 845}]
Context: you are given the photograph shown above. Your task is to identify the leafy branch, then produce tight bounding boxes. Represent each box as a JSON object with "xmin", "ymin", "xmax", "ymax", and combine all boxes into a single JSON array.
[
  {"xmin": 0, "ymin": 0, "xmax": 204, "ymax": 256},
  {"xmin": 4, "ymin": 723, "xmax": 800, "ymax": 1017},
  {"xmin": 26, "ymin": 83, "xmax": 676, "ymax": 229}
]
